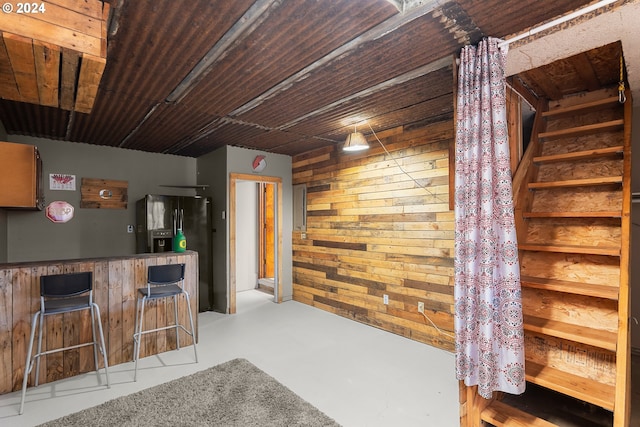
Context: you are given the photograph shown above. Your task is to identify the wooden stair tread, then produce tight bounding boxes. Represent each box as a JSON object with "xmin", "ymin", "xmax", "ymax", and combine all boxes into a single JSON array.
[
  {"xmin": 528, "ymin": 176, "xmax": 622, "ymax": 189},
  {"xmin": 525, "ymin": 362, "xmax": 615, "ymax": 411},
  {"xmin": 533, "ymin": 146, "xmax": 623, "ymax": 164},
  {"xmin": 522, "ymin": 211, "xmax": 621, "ymax": 218},
  {"xmin": 480, "ymin": 400, "xmax": 556, "ymax": 427},
  {"xmin": 520, "ymin": 276, "xmax": 618, "ymax": 300},
  {"xmin": 538, "ymin": 119, "xmax": 624, "ymax": 141},
  {"xmin": 518, "ymin": 243, "xmax": 619, "ymax": 256},
  {"xmin": 523, "ymin": 315, "xmax": 617, "ymax": 351},
  {"xmin": 542, "ymin": 96, "xmax": 619, "ymax": 118},
  {"xmin": 481, "ymin": 400, "xmax": 557, "ymax": 427}
]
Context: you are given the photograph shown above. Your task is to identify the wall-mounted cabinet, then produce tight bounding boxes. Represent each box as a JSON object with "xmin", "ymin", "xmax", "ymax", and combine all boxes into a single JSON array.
[{"xmin": 0, "ymin": 141, "xmax": 44, "ymax": 210}]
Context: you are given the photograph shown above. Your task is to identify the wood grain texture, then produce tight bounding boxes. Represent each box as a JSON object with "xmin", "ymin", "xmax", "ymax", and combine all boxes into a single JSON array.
[
  {"xmin": 33, "ymin": 41, "xmax": 60, "ymax": 107},
  {"xmin": 462, "ymin": 86, "xmax": 631, "ymax": 426},
  {"xmin": 0, "ymin": 0, "xmax": 107, "ymax": 112},
  {"xmin": 0, "ymin": 270, "xmax": 12, "ymax": 393},
  {"xmin": 292, "ymin": 121, "xmax": 455, "ymax": 352},
  {"xmin": 0, "ymin": 252, "xmax": 198, "ymax": 394},
  {"xmin": 80, "ymin": 178, "xmax": 128, "ymax": 209},
  {"xmin": 3, "ymin": 33, "xmax": 38, "ymax": 104},
  {"xmin": 74, "ymin": 53, "xmax": 106, "ymax": 113},
  {"xmin": 0, "ymin": 1, "xmax": 103, "ymax": 56}
]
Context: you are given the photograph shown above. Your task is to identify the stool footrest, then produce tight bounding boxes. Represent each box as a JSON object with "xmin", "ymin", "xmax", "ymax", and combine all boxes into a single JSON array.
[
  {"xmin": 133, "ymin": 324, "xmax": 194, "ymax": 341},
  {"xmin": 32, "ymin": 341, "xmax": 100, "ymax": 358}
]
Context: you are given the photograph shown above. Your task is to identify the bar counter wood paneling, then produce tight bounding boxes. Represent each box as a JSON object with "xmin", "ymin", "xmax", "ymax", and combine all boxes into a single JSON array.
[{"xmin": 0, "ymin": 251, "xmax": 198, "ymax": 394}]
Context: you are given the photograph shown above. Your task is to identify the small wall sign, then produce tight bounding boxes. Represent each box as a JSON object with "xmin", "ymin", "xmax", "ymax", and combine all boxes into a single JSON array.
[
  {"xmin": 80, "ymin": 178, "xmax": 128, "ymax": 209},
  {"xmin": 252, "ymin": 155, "xmax": 267, "ymax": 172},
  {"xmin": 49, "ymin": 174, "xmax": 76, "ymax": 191},
  {"xmin": 45, "ymin": 201, "xmax": 74, "ymax": 223}
]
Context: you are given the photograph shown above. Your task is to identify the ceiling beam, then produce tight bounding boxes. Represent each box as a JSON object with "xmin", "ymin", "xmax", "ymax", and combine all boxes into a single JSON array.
[
  {"xmin": 386, "ymin": 0, "xmax": 445, "ymax": 13},
  {"xmin": 165, "ymin": 0, "xmax": 282, "ymax": 104},
  {"xmin": 385, "ymin": 0, "xmax": 404, "ymax": 11},
  {"xmin": 277, "ymin": 55, "xmax": 453, "ymax": 131},
  {"xmin": 118, "ymin": 0, "xmax": 283, "ymax": 149},
  {"xmin": 229, "ymin": 1, "xmax": 444, "ymax": 118},
  {"xmin": 165, "ymin": 55, "xmax": 453, "ymax": 154}
]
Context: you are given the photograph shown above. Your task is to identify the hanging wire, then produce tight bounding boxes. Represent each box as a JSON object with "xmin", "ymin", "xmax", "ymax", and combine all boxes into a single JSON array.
[
  {"xmin": 366, "ymin": 123, "xmax": 449, "ymax": 204},
  {"xmin": 618, "ymin": 54, "xmax": 626, "ymax": 104},
  {"xmin": 365, "ymin": 123, "xmax": 454, "ymax": 340}
]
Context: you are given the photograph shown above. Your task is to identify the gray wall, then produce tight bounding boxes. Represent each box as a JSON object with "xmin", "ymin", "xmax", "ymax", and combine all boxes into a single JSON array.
[
  {"xmin": 196, "ymin": 146, "xmax": 227, "ymax": 313},
  {"xmin": 226, "ymin": 146, "xmax": 293, "ymax": 302},
  {"xmin": 4, "ymin": 135, "xmax": 197, "ymax": 262},
  {"xmin": 197, "ymin": 145, "xmax": 293, "ymax": 313},
  {"xmin": 1, "ymin": 134, "xmax": 294, "ymax": 315}
]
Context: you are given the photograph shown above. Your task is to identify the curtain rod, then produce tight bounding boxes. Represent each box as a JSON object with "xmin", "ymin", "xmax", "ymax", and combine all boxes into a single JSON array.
[{"xmin": 499, "ymin": 0, "xmax": 618, "ymax": 48}]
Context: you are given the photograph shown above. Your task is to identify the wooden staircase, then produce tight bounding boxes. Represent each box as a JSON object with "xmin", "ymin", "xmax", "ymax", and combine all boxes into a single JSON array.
[{"xmin": 466, "ymin": 88, "xmax": 632, "ymax": 427}]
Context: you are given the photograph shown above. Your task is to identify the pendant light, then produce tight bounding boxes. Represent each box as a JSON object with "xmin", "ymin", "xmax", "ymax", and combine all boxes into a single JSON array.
[{"xmin": 343, "ymin": 124, "xmax": 370, "ymax": 152}]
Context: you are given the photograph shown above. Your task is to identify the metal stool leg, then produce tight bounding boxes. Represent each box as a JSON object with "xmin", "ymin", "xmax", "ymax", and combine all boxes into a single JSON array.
[
  {"xmin": 19, "ymin": 311, "xmax": 40, "ymax": 415},
  {"xmin": 183, "ymin": 291, "xmax": 198, "ymax": 363},
  {"xmin": 34, "ymin": 311, "xmax": 44, "ymax": 387},
  {"xmin": 134, "ymin": 296, "xmax": 146, "ymax": 382},
  {"xmin": 92, "ymin": 303, "xmax": 110, "ymax": 387},
  {"xmin": 90, "ymin": 305, "xmax": 100, "ymax": 375},
  {"xmin": 133, "ymin": 296, "xmax": 140, "ymax": 360},
  {"xmin": 174, "ymin": 294, "xmax": 180, "ymax": 350}
]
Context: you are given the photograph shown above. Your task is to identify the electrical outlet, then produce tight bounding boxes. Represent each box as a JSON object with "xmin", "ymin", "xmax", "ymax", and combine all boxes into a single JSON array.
[
  {"xmin": 383, "ymin": 294, "xmax": 389, "ymax": 305},
  {"xmin": 418, "ymin": 302, "xmax": 424, "ymax": 313}
]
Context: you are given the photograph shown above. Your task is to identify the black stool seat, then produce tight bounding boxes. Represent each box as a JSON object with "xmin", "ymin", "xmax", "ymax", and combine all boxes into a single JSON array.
[
  {"xmin": 43, "ymin": 295, "xmax": 92, "ymax": 314},
  {"xmin": 137, "ymin": 283, "xmax": 183, "ymax": 299},
  {"xmin": 19, "ymin": 271, "xmax": 110, "ymax": 415}
]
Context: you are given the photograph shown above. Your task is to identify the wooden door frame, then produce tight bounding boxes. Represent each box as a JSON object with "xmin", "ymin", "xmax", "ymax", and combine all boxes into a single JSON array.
[
  {"xmin": 258, "ymin": 182, "xmax": 276, "ymax": 279},
  {"xmin": 229, "ymin": 173, "xmax": 283, "ymax": 314}
]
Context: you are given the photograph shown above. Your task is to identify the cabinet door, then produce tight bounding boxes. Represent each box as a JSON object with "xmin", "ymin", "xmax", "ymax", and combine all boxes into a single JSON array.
[{"xmin": 0, "ymin": 141, "xmax": 40, "ymax": 208}]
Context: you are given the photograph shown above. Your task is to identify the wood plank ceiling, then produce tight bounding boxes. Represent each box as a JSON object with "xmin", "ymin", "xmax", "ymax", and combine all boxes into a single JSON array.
[{"xmin": 0, "ymin": 0, "xmax": 622, "ymax": 157}]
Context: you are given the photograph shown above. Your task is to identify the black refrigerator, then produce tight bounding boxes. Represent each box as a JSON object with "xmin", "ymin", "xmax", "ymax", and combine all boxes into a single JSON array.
[{"xmin": 136, "ymin": 194, "xmax": 213, "ymax": 312}]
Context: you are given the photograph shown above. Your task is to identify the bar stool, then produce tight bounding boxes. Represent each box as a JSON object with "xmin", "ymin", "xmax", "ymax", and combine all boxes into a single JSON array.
[
  {"xmin": 19, "ymin": 271, "xmax": 110, "ymax": 414},
  {"xmin": 133, "ymin": 263, "xmax": 198, "ymax": 381}
]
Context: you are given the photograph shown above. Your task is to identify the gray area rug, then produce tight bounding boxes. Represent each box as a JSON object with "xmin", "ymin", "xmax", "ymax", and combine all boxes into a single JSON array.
[{"xmin": 39, "ymin": 358, "xmax": 341, "ymax": 426}]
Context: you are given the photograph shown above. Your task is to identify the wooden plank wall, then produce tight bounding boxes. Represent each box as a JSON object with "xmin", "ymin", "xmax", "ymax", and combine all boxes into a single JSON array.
[
  {"xmin": 0, "ymin": 251, "xmax": 197, "ymax": 394},
  {"xmin": 292, "ymin": 121, "xmax": 455, "ymax": 351},
  {"xmin": 0, "ymin": 0, "xmax": 109, "ymax": 112}
]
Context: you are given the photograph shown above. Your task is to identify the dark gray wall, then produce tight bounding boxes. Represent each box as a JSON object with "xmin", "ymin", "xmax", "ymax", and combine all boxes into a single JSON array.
[
  {"xmin": 5, "ymin": 135, "xmax": 197, "ymax": 262},
  {"xmin": 196, "ymin": 146, "xmax": 227, "ymax": 313},
  {"xmin": 226, "ymin": 145, "xmax": 293, "ymax": 302},
  {"xmin": 196, "ymin": 145, "xmax": 293, "ymax": 313},
  {"xmin": 2, "ymin": 134, "xmax": 295, "ymax": 315}
]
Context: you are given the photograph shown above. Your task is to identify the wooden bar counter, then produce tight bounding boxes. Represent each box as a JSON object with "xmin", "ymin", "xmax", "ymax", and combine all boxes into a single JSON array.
[{"xmin": 0, "ymin": 251, "xmax": 198, "ymax": 394}]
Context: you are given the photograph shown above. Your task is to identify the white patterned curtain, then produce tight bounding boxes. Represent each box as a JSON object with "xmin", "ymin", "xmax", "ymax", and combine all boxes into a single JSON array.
[{"xmin": 454, "ymin": 37, "xmax": 525, "ymax": 398}]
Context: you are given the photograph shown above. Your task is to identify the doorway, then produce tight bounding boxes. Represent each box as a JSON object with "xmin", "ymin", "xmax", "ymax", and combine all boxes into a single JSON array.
[
  {"xmin": 229, "ymin": 173, "xmax": 282, "ymax": 314},
  {"xmin": 257, "ymin": 182, "xmax": 276, "ymax": 294}
]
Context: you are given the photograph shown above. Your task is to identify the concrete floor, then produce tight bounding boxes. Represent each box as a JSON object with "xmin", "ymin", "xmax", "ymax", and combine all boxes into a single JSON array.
[
  {"xmin": 1, "ymin": 289, "xmax": 637, "ymax": 427},
  {"xmin": 0, "ymin": 290, "xmax": 459, "ymax": 427}
]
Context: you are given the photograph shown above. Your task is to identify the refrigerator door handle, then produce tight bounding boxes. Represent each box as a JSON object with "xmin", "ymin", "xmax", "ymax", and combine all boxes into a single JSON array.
[{"xmin": 173, "ymin": 209, "xmax": 177, "ymax": 235}]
